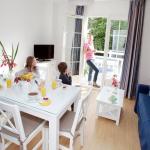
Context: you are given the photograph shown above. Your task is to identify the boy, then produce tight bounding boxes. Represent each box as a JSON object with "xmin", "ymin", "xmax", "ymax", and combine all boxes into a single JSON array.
[
  {"xmin": 58, "ymin": 62, "xmax": 74, "ymax": 111},
  {"xmin": 58, "ymin": 62, "xmax": 72, "ymax": 85}
]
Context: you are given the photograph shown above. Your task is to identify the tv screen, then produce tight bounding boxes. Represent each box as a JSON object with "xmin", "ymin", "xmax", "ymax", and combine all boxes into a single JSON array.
[{"xmin": 34, "ymin": 45, "xmax": 54, "ymax": 60}]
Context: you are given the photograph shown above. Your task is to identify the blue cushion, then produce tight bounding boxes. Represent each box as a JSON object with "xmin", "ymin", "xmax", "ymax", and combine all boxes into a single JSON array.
[
  {"xmin": 138, "ymin": 93, "xmax": 150, "ymax": 121},
  {"xmin": 135, "ymin": 84, "xmax": 150, "ymax": 113}
]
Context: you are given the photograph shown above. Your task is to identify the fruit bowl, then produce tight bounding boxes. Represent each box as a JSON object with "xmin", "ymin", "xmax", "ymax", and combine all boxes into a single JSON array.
[
  {"xmin": 15, "ymin": 73, "xmax": 33, "ymax": 83},
  {"xmin": 20, "ymin": 73, "xmax": 33, "ymax": 80},
  {"xmin": 28, "ymin": 92, "xmax": 40, "ymax": 101}
]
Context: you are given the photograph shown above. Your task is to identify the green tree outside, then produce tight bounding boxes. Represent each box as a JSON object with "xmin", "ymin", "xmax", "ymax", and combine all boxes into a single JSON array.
[
  {"xmin": 88, "ymin": 18, "xmax": 128, "ymax": 51},
  {"xmin": 88, "ymin": 18, "xmax": 107, "ymax": 51}
]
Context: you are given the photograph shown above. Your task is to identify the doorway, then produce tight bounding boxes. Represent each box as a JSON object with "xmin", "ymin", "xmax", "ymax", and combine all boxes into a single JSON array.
[{"xmin": 84, "ymin": 17, "xmax": 128, "ymax": 86}]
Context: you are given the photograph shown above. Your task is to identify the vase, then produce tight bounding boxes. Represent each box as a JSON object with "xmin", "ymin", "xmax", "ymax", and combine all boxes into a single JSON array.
[{"xmin": 6, "ymin": 71, "xmax": 14, "ymax": 88}]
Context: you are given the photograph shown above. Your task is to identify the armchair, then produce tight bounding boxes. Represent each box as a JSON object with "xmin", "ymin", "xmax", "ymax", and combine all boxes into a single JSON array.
[{"xmin": 134, "ymin": 84, "xmax": 149, "ymax": 114}]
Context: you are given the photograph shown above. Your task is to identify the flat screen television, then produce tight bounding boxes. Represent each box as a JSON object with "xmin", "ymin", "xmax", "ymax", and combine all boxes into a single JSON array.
[{"xmin": 34, "ymin": 44, "xmax": 54, "ymax": 61}]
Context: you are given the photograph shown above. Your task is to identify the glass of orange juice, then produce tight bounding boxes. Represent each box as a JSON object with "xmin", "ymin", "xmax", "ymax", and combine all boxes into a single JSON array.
[
  {"xmin": 6, "ymin": 79, "xmax": 12, "ymax": 88},
  {"xmin": 52, "ymin": 80, "xmax": 57, "ymax": 89},
  {"xmin": 40, "ymin": 86, "xmax": 46, "ymax": 97}
]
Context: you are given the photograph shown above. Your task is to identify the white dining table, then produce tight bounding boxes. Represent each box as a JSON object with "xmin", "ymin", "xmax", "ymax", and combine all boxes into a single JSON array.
[{"xmin": 0, "ymin": 84, "xmax": 80, "ymax": 150}]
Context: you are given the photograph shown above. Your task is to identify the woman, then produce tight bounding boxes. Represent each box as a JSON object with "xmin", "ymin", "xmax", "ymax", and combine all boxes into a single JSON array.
[
  {"xmin": 84, "ymin": 34, "xmax": 100, "ymax": 88},
  {"xmin": 15, "ymin": 56, "xmax": 40, "ymax": 79}
]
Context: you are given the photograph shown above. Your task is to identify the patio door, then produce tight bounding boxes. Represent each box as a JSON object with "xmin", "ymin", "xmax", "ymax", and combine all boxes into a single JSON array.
[
  {"xmin": 102, "ymin": 19, "xmax": 128, "ymax": 86},
  {"xmin": 88, "ymin": 17, "xmax": 128, "ymax": 86}
]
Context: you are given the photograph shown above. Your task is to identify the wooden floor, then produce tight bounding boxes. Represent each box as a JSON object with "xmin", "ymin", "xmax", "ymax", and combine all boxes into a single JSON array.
[{"xmin": 7, "ymin": 89, "xmax": 140, "ymax": 150}]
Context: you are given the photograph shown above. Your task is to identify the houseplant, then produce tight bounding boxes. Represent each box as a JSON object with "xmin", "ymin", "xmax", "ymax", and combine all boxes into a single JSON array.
[
  {"xmin": 0, "ymin": 41, "xmax": 19, "ymax": 74},
  {"xmin": 0, "ymin": 41, "xmax": 19, "ymax": 87}
]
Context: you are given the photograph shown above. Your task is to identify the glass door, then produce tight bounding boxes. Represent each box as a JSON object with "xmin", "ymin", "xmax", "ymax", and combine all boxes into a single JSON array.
[
  {"xmin": 103, "ymin": 19, "xmax": 128, "ymax": 86},
  {"xmin": 87, "ymin": 17, "xmax": 128, "ymax": 86}
]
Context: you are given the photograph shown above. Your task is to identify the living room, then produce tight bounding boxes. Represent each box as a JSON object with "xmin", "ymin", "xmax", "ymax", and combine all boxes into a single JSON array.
[{"xmin": 0, "ymin": 0, "xmax": 149, "ymax": 150}]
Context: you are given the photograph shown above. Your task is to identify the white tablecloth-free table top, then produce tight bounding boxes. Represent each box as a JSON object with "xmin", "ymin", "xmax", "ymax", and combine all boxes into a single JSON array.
[
  {"xmin": 96, "ymin": 86, "xmax": 124, "ymax": 107},
  {"xmin": 0, "ymin": 84, "xmax": 80, "ymax": 150},
  {"xmin": 96, "ymin": 86, "xmax": 124, "ymax": 125}
]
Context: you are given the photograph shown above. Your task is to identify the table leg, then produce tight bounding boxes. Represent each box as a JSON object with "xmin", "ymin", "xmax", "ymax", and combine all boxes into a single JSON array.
[
  {"xmin": 96, "ymin": 102, "xmax": 100, "ymax": 116},
  {"xmin": 42, "ymin": 127, "xmax": 49, "ymax": 150},
  {"xmin": 49, "ymin": 117, "xmax": 59, "ymax": 150},
  {"xmin": 116, "ymin": 107, "xmax": 121, "ymax": 126}
]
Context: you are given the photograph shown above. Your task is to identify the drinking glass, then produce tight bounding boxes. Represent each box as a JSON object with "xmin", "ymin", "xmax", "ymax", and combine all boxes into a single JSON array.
[
  {"xmin": 40, "ymin": 86, "xmax": 46, "ymax": 97},
  {"xmin": 6, "ymin": 79, "xmax": 12, "ymax": 88},
  {"xmin": 52, "ymin": 80, "xmax": 57, "ymax": 89}
]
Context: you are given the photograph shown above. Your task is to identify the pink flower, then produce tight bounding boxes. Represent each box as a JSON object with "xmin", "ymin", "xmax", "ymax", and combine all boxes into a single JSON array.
[{"xmin": 0, "ymin": 41, "xmax": 19, "ymax": 72}]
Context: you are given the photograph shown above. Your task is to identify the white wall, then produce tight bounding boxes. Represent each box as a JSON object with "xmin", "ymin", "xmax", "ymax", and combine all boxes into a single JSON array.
[
  {"xmin": 138, "ymin": 0, "xmax": 150, "ymax": 84},
  {"xmin": 87, "ymin": 1, "xmax": 130, "ymax": 20},
  {"xmin": 0, "ymin": 0, "xmax": 53, "ymax": 70},
  {"xmin": 52, "ymin": 0, "xmax": 68, "ymax": 62}
]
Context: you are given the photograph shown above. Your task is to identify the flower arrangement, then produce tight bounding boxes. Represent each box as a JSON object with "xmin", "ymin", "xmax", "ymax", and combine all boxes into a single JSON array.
[
  {"xmin": 112, "ymin": 74, "xmax": 119, "ymax": 87},
  {"xmin": 0, "ymin": 41, "xmax": 19, "ymax": 73}
]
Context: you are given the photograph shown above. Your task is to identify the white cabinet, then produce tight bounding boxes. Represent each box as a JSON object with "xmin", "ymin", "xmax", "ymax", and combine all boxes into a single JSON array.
[{"xmin": 37, "ymin": 60, "xmax": 59, "ymax": 82}]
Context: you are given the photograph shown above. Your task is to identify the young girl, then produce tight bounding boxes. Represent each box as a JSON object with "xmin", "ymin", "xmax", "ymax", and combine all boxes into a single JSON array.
[
  {"xmin": 58, "ymin": 62, "xmax": 72, "ymax": 85},
  {"xmin": 83, "ymin": 34, "xmax": 100, "ymax": 88},
  {"xmin": 15, "ymin": 56, "xmax": 40, "ymax": 79}
]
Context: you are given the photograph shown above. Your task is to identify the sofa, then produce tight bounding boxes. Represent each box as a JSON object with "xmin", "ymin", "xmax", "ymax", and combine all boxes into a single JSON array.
[{"xmin": 135, "ymin": 84, "xmax": 150, "ymax": 150}]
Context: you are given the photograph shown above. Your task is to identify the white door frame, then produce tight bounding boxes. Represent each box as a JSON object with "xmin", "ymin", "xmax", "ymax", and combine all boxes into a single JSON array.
[{"xmin": 101, "ymin": 17, "xmax": 111, "ymax": 86}]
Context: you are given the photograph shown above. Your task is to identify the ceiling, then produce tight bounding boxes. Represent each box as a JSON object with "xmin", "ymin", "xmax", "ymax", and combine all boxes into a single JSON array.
[
  {"xmin": 94, "ymin": 0, "xmax": 127, "ymax": 1},
  {"xmin": 68, "ymin": 0, "xmax": 126, "ymax": 1},
  {"xmin": 54, "ymin": 0, "xmax": 128, "ymax": 4}
]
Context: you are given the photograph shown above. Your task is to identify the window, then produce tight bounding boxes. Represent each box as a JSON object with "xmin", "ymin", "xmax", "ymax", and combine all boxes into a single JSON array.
[
  {"xmin": 88, "ymin": 17, "xmax": 107, "ymax": 51},
  {"xmin": 88, "ymin": 18, "xmax": 128, "ymax": 52},
  {"xmin": 65, "ymin": 6, "xmax": 84, "ymax": 75},
  {"xmin": 109, "ymin": 20, "xmax": 128, "ymax": 51}
]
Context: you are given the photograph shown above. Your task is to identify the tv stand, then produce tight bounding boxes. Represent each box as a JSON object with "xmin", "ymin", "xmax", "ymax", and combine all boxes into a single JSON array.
[{"xmin": 37, "ymin": 59, "xmax": 52, "ymax": 62}]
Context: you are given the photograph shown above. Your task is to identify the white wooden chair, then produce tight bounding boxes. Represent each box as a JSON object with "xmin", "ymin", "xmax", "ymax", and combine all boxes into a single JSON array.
[
  {"xmin": 0, "ymin": 100, "xmax": 46, "ymax": 150},
  {"xmin": 80, "ymin": 85, "xmax": 92, "ymax": 99},
  {"xmin": 0, "ymin": 112, "xmax": 12, "ymax": 149},
  {"xmin": 59, "ymin": 86, "xmax": 92, "ymax": 150}
]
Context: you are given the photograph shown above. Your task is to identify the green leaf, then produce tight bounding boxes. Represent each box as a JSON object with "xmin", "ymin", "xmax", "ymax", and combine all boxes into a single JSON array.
[
  {"xmin": 0, "ymin": 41, "xmax": 5, "ymax": 50},
  {"xmin": 0, "ymin": 41, "xmax": 10, "ymax": 62},
  {"xmin": 88, "ymin": 18, "xmax": 107, "ymax": 50},
  {"xmin": 12, "ymin": 44, "xmax": 14, "ymax": 60},
  {"xmin": 14, "ymin": 42, "xmax": 19, "ymax": 60}
]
